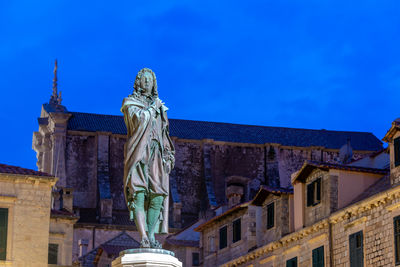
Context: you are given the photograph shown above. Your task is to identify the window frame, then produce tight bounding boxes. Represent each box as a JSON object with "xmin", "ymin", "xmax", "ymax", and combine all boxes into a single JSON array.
[
  {"xmin": 219, "ymin": 225, "xmax": 228, "ymax": 250},
  {"xmin": 48, "ymin": 243, "xmax": 59, "ymax": 265},
  {"xmin": 266, "ymin": 202, "xmax": 275, "ymax": 229},
  {"xmin": 349, "ymin": 230, "xmax": 364, "ymax": 267},
  {"xmin": 286, "ymin": 256, "xmax": 297, "ymax": 267},
  {"xmin": 394, "ymin": 215, "xmax": 400, "ymax": 265},
  {"xmin": 395, "ymin": 137, "xmax": 400, "ymax": 167},
  {"xmin": 0, "ymin": 208, "xmax": 8, "ymax": 261},
  {"xmin": 232, "ymin": 218, "xmax": 241, "ymax": 243},
  {"xmin": 307, "ymin": 178, "xmax": 322, "ymax": 207},
  {"xmin": 192, "ymin": 252, "xmax": 200, "ymax": 266},
  {"xmin": 312, "ymin": 246, "xmax": 324, "ymax": 267}
]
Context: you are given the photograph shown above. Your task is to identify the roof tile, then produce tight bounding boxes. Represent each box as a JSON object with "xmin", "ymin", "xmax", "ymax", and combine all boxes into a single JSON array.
[{"xmin": 66, "ymin": 112, "xmax": 383, "ymax": 151}]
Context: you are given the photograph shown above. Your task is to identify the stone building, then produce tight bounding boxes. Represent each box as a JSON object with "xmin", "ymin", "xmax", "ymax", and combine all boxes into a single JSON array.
[
  {"xmin": 196, "ymin": 119, "xmax": 400, "ymax": 267},
  {"xmin": 0, "ymin": 163, "xmax": 78, "ymax": 267},
  {"xmin": 31, "ymin": 82, "xmax": 384, "ymax": 265}
]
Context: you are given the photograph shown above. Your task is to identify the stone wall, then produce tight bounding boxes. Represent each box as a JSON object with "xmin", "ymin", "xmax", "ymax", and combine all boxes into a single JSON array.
[
  {"xmin": 201, "ymin": 206, "xmax": 257, "ymax": 267},
  {"xmin": 260, "ymin": 194, "xmax": 291, "ymax": 245},
  {"xmin": 0, "ymin": 174, "xmax": 55, "ymax": 266},
  {"xmin": 304, "ymin": 170, "xmax": 330, "ymax": 227},
  {"xmin": 49, "ymin": 216, "xmax": 76, "ymax": 266},
  {"xmin": 65, "ymin": 134, "xmax": 97, "ymax": 208}
]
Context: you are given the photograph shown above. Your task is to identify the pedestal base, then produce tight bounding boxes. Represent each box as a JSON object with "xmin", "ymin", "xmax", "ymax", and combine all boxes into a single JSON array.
[{"xmin": 112, "ymin": 248, "xmax": 182, "ymax": 267}]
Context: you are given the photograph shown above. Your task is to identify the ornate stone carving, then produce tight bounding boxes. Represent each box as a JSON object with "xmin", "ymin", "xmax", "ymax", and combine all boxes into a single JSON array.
[{"xmin": 32, "ymin": 131, "xmax": 52, "ymax": 172}]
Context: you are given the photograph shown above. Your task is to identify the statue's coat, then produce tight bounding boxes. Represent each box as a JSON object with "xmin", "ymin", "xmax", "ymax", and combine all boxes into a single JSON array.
[{"xmin": 121, "ymin": 94, "xmax": 174, "ymax": 234}]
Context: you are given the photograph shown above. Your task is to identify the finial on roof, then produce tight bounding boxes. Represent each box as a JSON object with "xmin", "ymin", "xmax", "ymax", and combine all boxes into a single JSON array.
[{"xmin": 49, "ymin": 59, "xmax": 62, "ymax": 105}]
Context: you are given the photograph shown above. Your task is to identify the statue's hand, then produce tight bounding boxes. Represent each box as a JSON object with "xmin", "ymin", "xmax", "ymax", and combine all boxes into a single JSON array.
[{"xmin": 153, "ymin": 98, "xmax": 162, "ymax": 110}]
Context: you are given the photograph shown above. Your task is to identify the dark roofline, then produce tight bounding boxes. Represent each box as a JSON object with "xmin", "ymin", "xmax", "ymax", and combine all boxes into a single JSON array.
[
  {"xmin": 292, "ymin": 161, "xmax": 389, "ymax": 183},
  {"xmin": 194, "ymin": 202, "xmax": 250, "ymax": 232},
  {"xmin": 251, "ymin": 186, "xmax": 293, "ymax": 206},
  {"xmin": 0, "ymin": 163, "xmax": 55, "ymax": 178},
  {"xmin": 68, "ymin": 111, "xmax": 382, "ymax": 137},
  {"xmin": 64, "ymin": 111, "xmax": 383, "ymax": 150}
]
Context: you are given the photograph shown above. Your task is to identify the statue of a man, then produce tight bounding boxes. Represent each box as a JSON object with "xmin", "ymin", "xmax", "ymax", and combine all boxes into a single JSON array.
[{"xmin": 121, "ymin": 68, "xmax": 175, "ymax": 248}]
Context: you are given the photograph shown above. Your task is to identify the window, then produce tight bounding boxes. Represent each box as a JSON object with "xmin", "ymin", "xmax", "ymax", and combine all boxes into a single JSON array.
[
  {"xmin": 395, "ymin": 137, "xmax": 400, "ymax": 167},
  {"xmin": 267, "ymin": 202, "xmax": 275, "ymax": 229},
  {"xmin": 233, "ymin": 218, "xmax": 241, "ymax": 243},
  {"xmin": 286, "ymin": 256, "xmax": 297, "ymax": 267},
  {"xmin": 312, "ymin": 246, "xmax": 324, "ymax": 267},
  {"xmin": 219, "ymin": 226, "xmax": 227, "ymax": 249},
  {"xmin": 48, "ymin": 243, "xmax": 58, "ymax": 264},
  {"xmin": 349, "ymin": 231, "xmax": 363, "ymax": 267},
  {"xmin": 192, "ymin": 252, "xmax": 199, "ymax": 266},
  {"xmin": 0, "ymin": 208, "xmax": 8, "ymax": 261},
  {"xmin": 307, "ymin": 178, "xmax": 321, "ymax": 206},
  {"xmin": 394, "ymin": 216, "xmax": 400, "ymax": 265},
  {"xmin": 208, "ymin": 236, "xmax": 215, "ymax": 252}
]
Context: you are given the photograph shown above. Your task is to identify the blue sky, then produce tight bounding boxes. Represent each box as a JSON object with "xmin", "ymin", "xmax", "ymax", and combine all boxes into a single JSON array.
[{"xmin": 1, "ymin": 0, "xmax": 400, "ymax": 170}]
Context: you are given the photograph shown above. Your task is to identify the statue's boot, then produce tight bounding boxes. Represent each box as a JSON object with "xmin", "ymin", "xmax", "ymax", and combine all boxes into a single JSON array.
[
  {"xmin": 147, "ymin": 195, "xmax": 164, "ymax": 248},
  {"xmin": 133, "ymin": 191, "xmax": 150, "ymax": 247}
]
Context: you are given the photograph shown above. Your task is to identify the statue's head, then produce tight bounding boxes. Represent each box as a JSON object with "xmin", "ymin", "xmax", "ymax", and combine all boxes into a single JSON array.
[{"xmin": 134, "ymin": 68, "xmax": 158, "ymax": 97}]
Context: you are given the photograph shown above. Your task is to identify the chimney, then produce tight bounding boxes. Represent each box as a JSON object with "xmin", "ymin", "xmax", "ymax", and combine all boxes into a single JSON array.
[{"xmin": 226, "ymin": 184, "xmax": 244, "ymax": 208}]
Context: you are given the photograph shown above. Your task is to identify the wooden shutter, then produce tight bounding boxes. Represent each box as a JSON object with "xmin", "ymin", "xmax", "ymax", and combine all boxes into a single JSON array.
[
  {"xmin": 307, "ymin": 183, "xmax": 314, "ymax": 206},
  {"xmin": 395, "ymin": 137, "xmax": 400, "ymax": 167},
  {"xmin": 233, "ymin": 218, "xmax": 241, "ymax": 243},
  {"xmin": 312, "ymin": 246, "xmax": 324, "ymax": 267},
  {"xmin": 48, "ymin": 243, "xmax": 58, "ymax": 264},
  {"xmin": 219, "ymin": 226, "xmax": 227, "ymax": 249},
  {"xmin": 394, "ymin": 216, "xmax": 400, "ymax": 265},
  {"xmin": 286, "ymin": 257, "xmax": 297, "ymax": 267},
  {"xmin": 0, "ymin": 208, "xmax": 8, "ymax": 261},
  {"xmin": 267, "ymin": 202, "xmax": 274, "ymax": 229},
  {"xmin": 349, "ymin": 231, "xmax": 363, "ymax": 267},
  {"xmin": 192, "ymin": 252, "xmax": 199, "ymax": 266},
  {"xmin": 316, "ymin": 178, "xmax": 321, "ymax": 202}
]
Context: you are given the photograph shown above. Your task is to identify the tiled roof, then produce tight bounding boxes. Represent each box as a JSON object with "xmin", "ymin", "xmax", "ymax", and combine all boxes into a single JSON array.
[
  {"xmin": 165, "ymin": 220, "xmax": 201, "ymax": 248},
  {"xmin": 0, "ymin": 163, "xmax": 53, "ymax": 177},
  {"xmin": 194, "ymin": 202, "xmax": 250, "ymax": 232},
  {"xmin": 292, "ymin": 161, "xmax": 389, "ymax": 183},
  {"xmin": 65, "ymin": 111, "xmax": 383, "ymax": 151},
  {"xmin": 251, "ymin": 186, "xmax": 293, "ymax": 206}
]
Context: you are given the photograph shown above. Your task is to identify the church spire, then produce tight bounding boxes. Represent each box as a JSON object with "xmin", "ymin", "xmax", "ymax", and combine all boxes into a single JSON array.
[{"xmin": 50, "ymin": 59, "xmax": 62, "ymax": 105}]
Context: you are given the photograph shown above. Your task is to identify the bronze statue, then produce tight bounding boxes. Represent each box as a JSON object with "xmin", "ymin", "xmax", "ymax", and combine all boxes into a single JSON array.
[{"xmin": 121, "ymin": 68, "xmax": 175, "ymax": 248}]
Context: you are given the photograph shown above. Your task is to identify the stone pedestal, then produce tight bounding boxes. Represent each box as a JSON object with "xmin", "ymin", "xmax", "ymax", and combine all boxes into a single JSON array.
[{"xmin": 112, "ymin": 248, "xmax": 182, "ymax": 267}]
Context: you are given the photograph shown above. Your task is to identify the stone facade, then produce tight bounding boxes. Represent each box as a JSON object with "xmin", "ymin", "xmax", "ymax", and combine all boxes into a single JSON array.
[
  {"xmin": 196, "ymin": 204, "xmax": 257, "ymax": 266},
  {"xmin": 31, "ymin": 95, "xmax": 383, "ymax": 266},
  {"xmin": 0, "ymin": 169, "xmax": 56, "ymax": 266}
]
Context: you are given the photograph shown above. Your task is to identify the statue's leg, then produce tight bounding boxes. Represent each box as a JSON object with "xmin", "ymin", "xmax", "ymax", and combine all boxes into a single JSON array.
[
  {"xmin": 147, "ymin": 194, "xmax": 164, "ymax": 247},
  {"xmin": 133, "ymin": 191, "xmax": 150, "ymax": 248}
]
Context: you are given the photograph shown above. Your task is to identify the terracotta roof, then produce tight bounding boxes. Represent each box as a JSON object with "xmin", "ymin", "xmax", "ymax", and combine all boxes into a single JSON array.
[
  {"xmin": 292, "ymin": 161, "xmax": 389, "ymax": 183},
  {"xmin": 194, "ymin": 202, "xmax": 250, "ymax": 232},
  {"xmin": 0, "ymin": 163, "xmax": 53, "ymax": 177},
  {"xmin": 251, "ymin": 186, "xmax": 293, "ymax": 206},
  {"xmin": 63, "ymin": 111, "xmax": 383, "ymax": 150}
]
